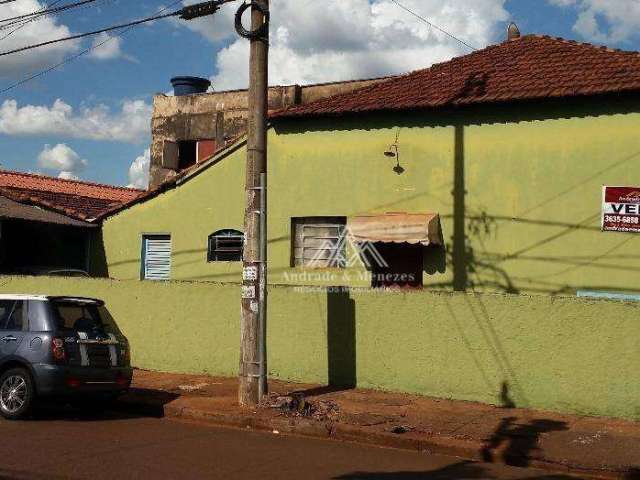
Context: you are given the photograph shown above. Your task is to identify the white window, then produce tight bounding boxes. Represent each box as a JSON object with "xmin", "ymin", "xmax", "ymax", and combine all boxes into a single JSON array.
[
  {"xmin": 292, "ymin": 217, "xmax": 346, "ymax": 268},
  {"xmin": 141, "ymin": 234, "xmax": 171, "ymax": 280}
]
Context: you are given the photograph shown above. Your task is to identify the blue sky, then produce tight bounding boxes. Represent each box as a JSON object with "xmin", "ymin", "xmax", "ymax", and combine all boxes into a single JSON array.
[{"xmin": 0, "ymin": 0, "xmax": 638, "ymax": 188}]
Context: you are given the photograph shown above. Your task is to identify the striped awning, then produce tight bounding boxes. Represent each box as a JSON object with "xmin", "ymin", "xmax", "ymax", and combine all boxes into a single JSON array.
[{"xmin": 347, "ymin": 213, "xmax": 442, "ymax": 246}]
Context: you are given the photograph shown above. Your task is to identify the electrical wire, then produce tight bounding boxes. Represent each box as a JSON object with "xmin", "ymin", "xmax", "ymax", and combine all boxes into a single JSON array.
[
  {"xmin": 389, "ymin": 0, "xmax": 478, "ymax": 51},
  {"xmin": 0, "ymin": 9, "xmax": 180, "ymax": 57},
  {"xmin": 0, "ymin": 0, "xmax": 97, "ymax": 25},
  {"xmin": 0, "ymin": 0, "xmax": 238, "ymax": 58},
  {"xmin": 0, "ymin": 0, "xmax": 65, "ymax": 42},
  {"xmin": 0, "ymin": 0, "xmax": 19, "ymax": 4},
  {"xmin": 0, "ymin": 0, "xmax": 183, "ymax": 95},
  {"xmin": 0, "ymin": 0, "xmax": 236, "ymax": 94}
]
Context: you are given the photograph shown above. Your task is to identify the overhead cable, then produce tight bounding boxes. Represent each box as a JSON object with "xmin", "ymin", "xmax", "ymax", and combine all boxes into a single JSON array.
[
  {"xmin": 0, "ymin": 0, "xmax": 236, "ymax": 95},
  {"xmin": 389, "ymin": 0, "xmax": 478, "ymax": 51}
]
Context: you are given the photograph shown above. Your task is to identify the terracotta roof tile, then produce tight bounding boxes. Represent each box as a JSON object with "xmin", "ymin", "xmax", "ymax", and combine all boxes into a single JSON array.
[
  {"xmin": 272, "ymin": 35, "xmax": 640, "ymax": 119},
  {"xmin": 0, "ymin": 170, "xmax": 143, "ymax": 221}
]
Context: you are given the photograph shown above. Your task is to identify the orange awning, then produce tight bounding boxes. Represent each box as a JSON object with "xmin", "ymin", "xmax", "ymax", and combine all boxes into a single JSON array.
[{"xmin": 347, "ymin": 213, "xmax": 442, "ymax": 246}]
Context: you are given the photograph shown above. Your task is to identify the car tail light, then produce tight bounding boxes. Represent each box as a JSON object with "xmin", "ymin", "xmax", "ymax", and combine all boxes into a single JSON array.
[
  {"xmin": 51, "ymin": 337, "xmax": 67, "ymax": 364},
  {"xmin": 66, "ymin": 378, "xmax": 80, "ymax": 388}
]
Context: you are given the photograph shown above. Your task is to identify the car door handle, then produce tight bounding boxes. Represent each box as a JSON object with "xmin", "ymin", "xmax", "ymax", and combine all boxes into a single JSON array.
[{"xmin": 1, "ymin": 336, "xmax": 17, "ymax": 342}]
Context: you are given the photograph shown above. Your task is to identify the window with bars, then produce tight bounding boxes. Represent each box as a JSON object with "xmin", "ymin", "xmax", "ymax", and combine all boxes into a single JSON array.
[
  {"xmin": 141, "ymin": 234, "xmax": 171, "ymax": 281},
  {"xmin": 292, "ymin": 217, "xmax": 347, "ymax": 268},
  {"xmin": 208, "ymin": 229, "xmax": 244, "ymax": 262}
]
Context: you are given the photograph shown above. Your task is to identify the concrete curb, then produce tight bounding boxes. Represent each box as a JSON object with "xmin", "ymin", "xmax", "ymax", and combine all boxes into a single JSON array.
[{"xmin": 115, "ymin": 396, "xmax": 628, "ymax": 479}]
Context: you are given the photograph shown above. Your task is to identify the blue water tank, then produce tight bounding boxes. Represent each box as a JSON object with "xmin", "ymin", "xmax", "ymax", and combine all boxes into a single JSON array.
[{"xmin": 170, "ymin": 76, "xmax": 211, "ymax": 96}]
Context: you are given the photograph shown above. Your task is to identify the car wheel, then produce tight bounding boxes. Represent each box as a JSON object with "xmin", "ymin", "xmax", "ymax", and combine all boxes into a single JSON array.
[{"xmin": 0, "ymin": 368, "xmax": 34, "ymax": 420}]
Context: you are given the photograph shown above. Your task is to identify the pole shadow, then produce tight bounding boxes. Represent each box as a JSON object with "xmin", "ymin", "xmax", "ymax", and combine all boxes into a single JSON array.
[
  {"xmin": 333, "ymin": 459, "xmax": 576, "ymax": 479},
  {"xmin": 452, "ymin": 123, "xmax": 468, "ymax": 292},
  {"xmin": 327, "ymin": 286, "xmax": 357, "ymax": 389}
]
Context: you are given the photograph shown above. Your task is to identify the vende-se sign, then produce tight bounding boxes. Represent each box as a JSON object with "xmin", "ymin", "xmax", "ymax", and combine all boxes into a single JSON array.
[{"xmin": 602, "ymin": 186, "xmax": 640, "ymax": 233}]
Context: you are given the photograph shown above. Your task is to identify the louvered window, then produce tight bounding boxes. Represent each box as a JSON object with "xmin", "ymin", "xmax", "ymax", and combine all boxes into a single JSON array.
[
  {"xmin": 208, "ymin": 229, "xmax": 244, "ymax": 262},
  {"xmin": 141, "ymin": 235, "xmax": 171, "ymax": 280},
  {"xmin": 292, "ymin": 217, "xmax": 346, "ymax": 268}
]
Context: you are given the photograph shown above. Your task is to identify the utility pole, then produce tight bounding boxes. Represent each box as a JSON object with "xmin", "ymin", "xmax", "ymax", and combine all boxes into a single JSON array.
[
  {"xmin": 237, "ymin": 0, "xmax": 270, "ymax": 406},
  {"xmin": 179, "ymin": 0, "xmax": 269, "ymax": 407}
]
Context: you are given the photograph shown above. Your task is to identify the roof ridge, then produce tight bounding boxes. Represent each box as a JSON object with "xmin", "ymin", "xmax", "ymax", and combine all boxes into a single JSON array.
[
  {"xmin": 272, "ymin": 39, "xmax": 519, "ymax": 117},
  {"xmin": 0, "ymin": 169, "xmax": 143, "ymax": 193},
  {"xmin": 272, "ymin": 34, "xmax": 640, "ymax": 120},
  {"xmin": 526, "ymin": 33, "xmax": 640, "ymax": 56}
]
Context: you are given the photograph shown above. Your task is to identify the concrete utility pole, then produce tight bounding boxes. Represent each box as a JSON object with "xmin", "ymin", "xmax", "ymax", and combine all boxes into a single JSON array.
[{"xmin": 239, "ymin": 0, "xmax": 270, "ymax": 406}]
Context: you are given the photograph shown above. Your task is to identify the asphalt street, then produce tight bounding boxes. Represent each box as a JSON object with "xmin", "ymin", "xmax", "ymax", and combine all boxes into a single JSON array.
[{"xmin": 0, "ymin": 408, "xmax": 579, "ymax": 480}]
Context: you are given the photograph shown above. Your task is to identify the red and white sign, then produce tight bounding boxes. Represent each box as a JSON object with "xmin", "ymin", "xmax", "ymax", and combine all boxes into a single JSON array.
[{"xmin": 602, "ymin": 186, "xmax": 640, "ymax": 233}]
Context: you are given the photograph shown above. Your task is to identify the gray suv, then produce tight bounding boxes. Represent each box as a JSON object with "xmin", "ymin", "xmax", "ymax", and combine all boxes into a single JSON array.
[{"xmin": 0, "ymin": 295, "xmax": 132, "ymax": 420}]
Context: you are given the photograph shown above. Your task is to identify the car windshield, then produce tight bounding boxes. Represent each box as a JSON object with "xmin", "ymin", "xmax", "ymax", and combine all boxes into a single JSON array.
[{"xmin": 50, "ymin": 300, "xmax": 119, "ymax": 335}]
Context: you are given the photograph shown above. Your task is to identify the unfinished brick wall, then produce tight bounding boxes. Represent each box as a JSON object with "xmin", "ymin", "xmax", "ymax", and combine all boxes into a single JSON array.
[{"xmin": 148, "ymin": 78, "xmax": 388, "ymax": 189}]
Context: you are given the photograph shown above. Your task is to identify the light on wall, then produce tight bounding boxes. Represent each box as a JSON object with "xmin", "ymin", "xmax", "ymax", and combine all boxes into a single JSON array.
[{"xmin": 383, "ymin": 129, "xmax": 405, "ymax": 175}]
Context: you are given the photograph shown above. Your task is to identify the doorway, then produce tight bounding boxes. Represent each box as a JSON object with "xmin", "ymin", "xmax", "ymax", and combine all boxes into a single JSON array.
[{"xmin": 370, "ymin": 243, "xmax": 423, "ymax": 288}]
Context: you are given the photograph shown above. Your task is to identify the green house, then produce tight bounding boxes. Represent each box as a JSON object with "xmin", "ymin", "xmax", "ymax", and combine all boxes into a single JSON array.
[{"xmin": 98, "ymin": 34, "xmax": 640, "ymax": 297}]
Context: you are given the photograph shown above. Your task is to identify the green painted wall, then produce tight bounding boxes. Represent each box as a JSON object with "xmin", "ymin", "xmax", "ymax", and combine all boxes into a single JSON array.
[
  {"xmin": 100, "ymin": 99, "xmax": 640, "ymax": 296},
  {"xmin": 102, "ymin": 148, "xmax": 247, "ymax": 283},
  {"xmin": 1, "ymin": 275, "xmax": 638, "ymax": 420}
]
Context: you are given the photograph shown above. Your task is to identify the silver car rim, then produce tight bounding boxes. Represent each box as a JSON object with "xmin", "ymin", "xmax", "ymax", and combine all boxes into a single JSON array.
[{"xmin": 0, "ymin": 375, "xmax": 27, "ymax": 414}]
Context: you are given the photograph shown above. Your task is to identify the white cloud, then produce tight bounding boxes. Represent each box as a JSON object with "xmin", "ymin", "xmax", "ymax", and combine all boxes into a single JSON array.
[
  {"xmin": 548, "ymin": 0, "xmax": 640, "ymax": 44},
  {"xmin": 191, "ymin": 0, "xmax": 509, "ymax": 90},
  {"xmin": 128, "ymin": 148, "xmax": 150, "ymax": 189},
  {"xmin": 57, "ymin": 171, "xmax": 80, "ymax": 181},
  {"xmin": 38, "ymin": 144, "xmax": 88, "ymax": 178},
  {"xmin": 87, "ymin": 32, "xmax": 125, "ymax": 61},
  {"xmin": 0, "ymin": 0, "xmax": 80, "ymax": 79},
  {"xmin": 179, "ymin": 1, "xmax": 237, "ymax": 42},
  {"xmin": 0, "ymin": 98, "xmax": 152, "ymax": 143}
]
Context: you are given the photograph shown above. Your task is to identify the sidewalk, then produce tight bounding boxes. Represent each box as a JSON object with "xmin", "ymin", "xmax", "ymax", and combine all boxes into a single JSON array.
[{"xmin": 117, "ymin": 369, "xmax": 640, "ymax": 479}]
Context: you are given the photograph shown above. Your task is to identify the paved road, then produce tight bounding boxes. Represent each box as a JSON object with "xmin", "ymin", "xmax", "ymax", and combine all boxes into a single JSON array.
[{"xmin": 0, "ymin": 408, "xmax": 577, "ymax": 480}]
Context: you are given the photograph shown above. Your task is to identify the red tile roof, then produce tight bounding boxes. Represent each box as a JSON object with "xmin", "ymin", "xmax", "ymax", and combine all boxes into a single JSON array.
[
  {"xmin": 272, "ymin": 35, "xmax": 640, "ymax": 118},
  {"xmin": 0, "ymin": 170, "xmax": 143, "ymax": 221}
]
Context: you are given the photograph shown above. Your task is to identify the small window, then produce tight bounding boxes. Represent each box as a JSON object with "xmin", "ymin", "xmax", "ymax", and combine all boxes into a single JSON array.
[
  {"xmin": 162, "ymin": 140, "xmax": 216, "ymax": 171},
  {"xmin": 208, "ymin": 230, "xmax": 244, "ymax": 262},
  {"xmin": 0, "ymin": 300, "xmax": 24, "ymax": 331},
  {"xmin": 292, "ymin": 217, "xmax": 346, "ymax": 268},
  {"xmin": 178, "ymin": 141, "xmax": 197, "ymax": 170},
  {"xmin": 142, "ymin": 234, "xmax": 171, "ymax": 280}
]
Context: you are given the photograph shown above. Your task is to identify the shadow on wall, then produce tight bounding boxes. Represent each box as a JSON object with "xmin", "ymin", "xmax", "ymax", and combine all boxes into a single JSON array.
[
  {"xmin": 90, "ymin": 229, "xmax": 109, "ymax": 278},
  {"xmin": 438, "ymin": 120, "xmax": 640, "ymax": 295},
  {"xmin": 327, "ymin": 287, "xmax": 357, "ymax": 389},
  {"xmin": 292, "ymin": 287, "xmax": 357, "ymax": 397}
]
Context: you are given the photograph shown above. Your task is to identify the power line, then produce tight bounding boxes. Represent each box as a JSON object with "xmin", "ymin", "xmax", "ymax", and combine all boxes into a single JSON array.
[
  {"xmin": 0, "ymin": 0, "xmax": 65, "ymax": 43},
  {"xmin": 389, "ymin": 0, "xmax": 478, "ymax": 51},
  {"xmin": 0, "ymin": 0, "xmax": 98, "ymax": 28},
  {"xmin": 0, "ymin": 0, "xmax": 19, "ymax": 4},
  {"xmin": 0, "ymin": 10, "xmax": 180, "ymax": 57},
  {"xmin": 0, "ymin": 0, "xmax": 225, "ymax": 95},
  {"xmin": 0, "ymin": 0, "xmax": 236, "ymax": 57}
]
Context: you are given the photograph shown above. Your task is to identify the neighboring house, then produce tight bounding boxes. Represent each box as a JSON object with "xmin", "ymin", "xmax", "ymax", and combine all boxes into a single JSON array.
[
  {"xmin": 148, "ymin": 77, "xmax": 390, "ymax": 189},
  {"xmin": 0, "ymin": 171, "xmax": 142, "ymax": 275},
  {"xmin": 99, "ymin": 33, "xmax": 640, "ymax": 296}
]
